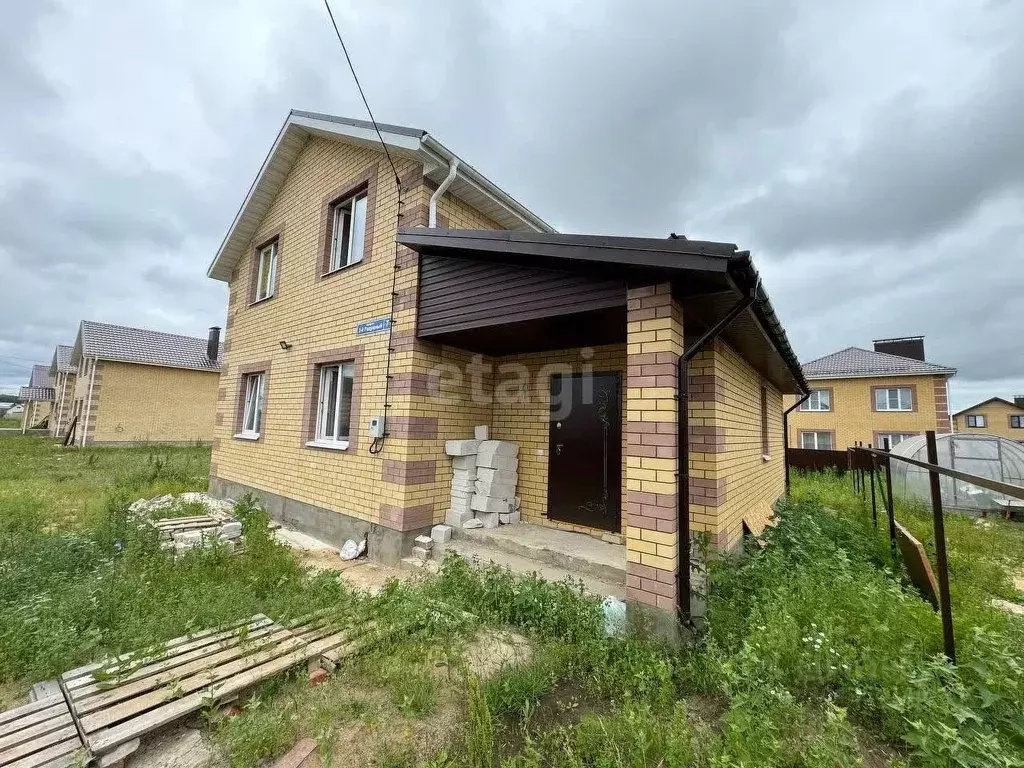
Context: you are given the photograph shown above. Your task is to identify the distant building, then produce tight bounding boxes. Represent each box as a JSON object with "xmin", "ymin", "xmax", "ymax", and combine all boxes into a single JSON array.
[
  {"xmin": 952, "ymin": 397, "xmax": 1024, "ymax": 441},
  {"xmin": 18, "ymin": 365, "xmax": 55, "ymax": 432},
  {"xmin": 48, "ymin": 343, "xmax": 77, "ymax": 439}
]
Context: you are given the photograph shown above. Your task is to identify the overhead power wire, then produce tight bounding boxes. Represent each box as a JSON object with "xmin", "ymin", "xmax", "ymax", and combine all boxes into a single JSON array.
[{"xmin": 322, "ymin": 0, "xmax": 405, "ymax": 455}]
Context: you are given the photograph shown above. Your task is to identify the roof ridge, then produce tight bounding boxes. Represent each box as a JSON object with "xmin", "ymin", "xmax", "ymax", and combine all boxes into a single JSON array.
[
  {"xmin": 82, "ymin": 320, "xmax": 211, "ymax": 346},
  {"xmin": 800, "ymin": 346, "xmax": 861, "ymax": 366}
]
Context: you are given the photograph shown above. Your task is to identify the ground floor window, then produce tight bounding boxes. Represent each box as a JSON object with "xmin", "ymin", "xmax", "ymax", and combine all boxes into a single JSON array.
[
  {"xmin": 966, "ymin": 415, "xmax": 986, "ymax": 428},
  {"xmin": 1012, "ymin": 415, "xmax": 1024, "ymax": 429},
  {"xmin": 314, "ymin": 362, "xmax": 354, "ymax": 446},
  {"xmin": 876, "ymin": 432, "xmax": 916, "ymax": 450},
  {"xmin": 240, "ymin": 373, "xmax": 265, "ymax": 438},
  {"xmin": 800, "ymin": 431, "xmax": 834, "ymax": 450}
]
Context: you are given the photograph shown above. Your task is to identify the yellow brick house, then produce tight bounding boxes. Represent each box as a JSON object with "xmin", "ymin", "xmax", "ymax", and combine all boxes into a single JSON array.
[
  {"xmin": 787, "ymin": 337, "xmax": 956, "ymax": 451},
  {"xmin": 68, "ymin": 321, "xmax": 222, "ymax": 446},
  {"xmin": 206, "ymin": 110, "xmax": 808, "ymax": 623},
  {"xmin": 19, "ymin": 365, "xmax": 54, "ymax": 432},
  {"xmin": 952, "ymin": 397, "xmax": 1024, "ymax": 441}
]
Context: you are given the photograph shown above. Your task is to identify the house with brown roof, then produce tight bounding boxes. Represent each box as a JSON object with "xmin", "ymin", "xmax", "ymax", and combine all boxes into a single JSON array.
[
  {"xmin": 786, "ymin": 337, "xmax": 956, "ymax": 451},
  {"xmin": 952, "ymin": 397, "xmax": 1024, "ymax": 441},
  {"xmin": 48, "ymin": 343, "xmax": 77, "ymax": 439},
  {"xmin": 205, "ymin": 109, "xmax": 809, "ymax": 624},
  {"xmin": 68, "ymin": 320, "xmax": 223, "ymax": 446},
  {"xmin": 19, "ymin": 365, "xmax": 55, "ymax": 432}
]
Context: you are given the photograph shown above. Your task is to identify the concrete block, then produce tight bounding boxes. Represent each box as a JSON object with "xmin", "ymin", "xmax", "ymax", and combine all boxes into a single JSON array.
[
  {"xmin": 451, "ymin": 479, "xmax": 476, "ymax": 493},
  {"xmin": 412, "ymin": 545, "xmax": 431, "ymax": 562},
  {"xmin": 452, "ymin": 454, "xmax": 477, "ymax": 471},
  {"xmin": 475, "ymin": 480, "xmax": 516, "ymax": 499},
  {"xmin": 477, "ymin": 440, "xmax": 519, "ymax": 458},
  {"xmin": 446, "ymin": 508, "xmax": 474, "ymax": 528},
  {"xmin": 452, "ymin": 467, "xmax": 478, "ymax": 481},
  {"xmin": 499, "ymin": 510, "xmax": 521, "ymax": 525},
  {"xmin": 476, "ymin": 511, "xmax": 500, "ymax": 529},
  {"xmin": 445, "ymin": 439, "xmax": 480, "ymax": 457},
  {"xmin": 431, "ymin": 524, "xmax": 453, "ymax": 543},
  {"xmin": 463, "ymin": 518, "xmax": 484, "ymax": 529},
  {"xmin": 476, "ymin": 454, "xmax": 519, "ymax": 471},
  {"xmin": 477, "ymin": 467, "xmax": 518, "ymax": 486},
  {"xmin": 474, "ymin": 425, "xmax": 490, "ymax": 440},
  {"xmin": 450, "ymin": 496, "xmax": 473, "ymax": 511},
  {"xmin": 414, "ymin": 535, "xmax": 434, "ymax": 549},
  {"xmin": 218, "ymin": 521, "xmax": 242, "ymax": 540},
  {"xmin": 471, "ymin": 494, "xmax": 512, "ymax": 514},
  {"xmin": 172, "ymin": 530, "xmax": 203, "ymax": 549}
]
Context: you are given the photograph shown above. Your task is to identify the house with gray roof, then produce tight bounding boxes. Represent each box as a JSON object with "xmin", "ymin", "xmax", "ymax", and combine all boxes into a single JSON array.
[
  {"xmin": 18, "ymin": 364, "xmax": 55, "ymax": 432},
  {"xmin": 67, "ymin": 320, "xmax": 223, "ymax": 446},
  {"xmin": 787, "ymin": 336, "xmax": 957, "ymax": 452},
  {"xmin": 48, "ymin": 343, "xmax": 77, "ymax": 438}
]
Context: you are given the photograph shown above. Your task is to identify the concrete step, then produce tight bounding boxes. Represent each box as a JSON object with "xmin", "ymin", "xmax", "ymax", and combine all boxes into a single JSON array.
[
  {"xmin": 439, "ymin": 530, "xmax": 625, "ymax": 599},
  {"xmin": 456, "ymin": 522, "xmax": 627, "ymax": 586}
]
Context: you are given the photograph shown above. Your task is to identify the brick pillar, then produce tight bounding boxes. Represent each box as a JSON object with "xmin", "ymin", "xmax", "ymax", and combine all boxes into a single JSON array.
[{"xmin": 624, "ymin": 283, "xmax": 683, "ymax": 619}]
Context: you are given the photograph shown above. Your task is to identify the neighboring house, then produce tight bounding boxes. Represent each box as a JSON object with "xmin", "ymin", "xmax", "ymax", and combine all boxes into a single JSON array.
[
  {"xmin": 786, "ymin": 337, "xmax": 956, "ymax": 451},
  {"xmin": 2, "ymin": 403, "xmax": 25, "ymax": 417},
  {"xmin": 48, "ymin": 343, "xmax": 77, "ymax": 439},
  {"xmin": 952, "ymin": 397, "xmax": 1024, "ymax": 441},
  {"xmin": 19, "ymin": 365, "xmax": 55, "ymax": 432},
  {"xmin": 68, "ymin": 320, "xmax": 223, "ymax": 446},
  {"xmin": 205, "ymin": 109, "xmax": 807, "ymax": 620}
]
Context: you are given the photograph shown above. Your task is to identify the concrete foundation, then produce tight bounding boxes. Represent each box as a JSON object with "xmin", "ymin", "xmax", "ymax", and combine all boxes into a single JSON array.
[{"xmin": 208, "ymin": 476, "xmax": 428, "ymax": 565}]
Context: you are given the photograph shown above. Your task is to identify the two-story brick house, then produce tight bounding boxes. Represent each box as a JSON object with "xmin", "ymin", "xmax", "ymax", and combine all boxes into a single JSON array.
[
  {"xmin": 206, "ymin": 110, "xmax": 808, "ymax": 621},
  {"xmin": 787, "ymin": 337, "xmax": 956, "ymax": 451},
  {"xmin": 952, "ymin": 397, "xmax": 1024, "ymax": 441}
]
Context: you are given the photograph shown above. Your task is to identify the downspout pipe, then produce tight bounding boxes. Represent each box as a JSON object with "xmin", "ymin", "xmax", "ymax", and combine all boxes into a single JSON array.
[
  {"xmin": 677, "ymin": 277, "xmax": 759, "ymax": 625},
  {"xmin": 428, "ymin": 158, "xmax": 459, "ymax": 227},
  {"xmin": 783, "ymin": 391, "xmax": 812, "ymax": 493}
]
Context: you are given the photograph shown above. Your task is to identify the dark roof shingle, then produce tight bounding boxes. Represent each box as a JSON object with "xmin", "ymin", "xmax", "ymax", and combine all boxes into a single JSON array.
[
  {"xmin": 77, "ymin": 321, "xmax": 222, "ymax": 372},
  {"xmin": 51, "ymin": 344, "xmax": 75, "ymax": 374},
  {"xmin": 802, "ymin": 346, "xmax": 956, "ymax": 380},
  {"xmin": 21, "ymin": 365, "xmax": 55, "ymax": 401}
]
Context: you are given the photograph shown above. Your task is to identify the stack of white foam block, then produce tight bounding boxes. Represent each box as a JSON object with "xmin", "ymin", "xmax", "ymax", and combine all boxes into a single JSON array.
[
  {"xmin": 471, "ymin": 440, "xmax": 520, "ymax": 528},
  {"xmin": 444, "ymin": 439, "xmax": 479, "ymax": 528}
]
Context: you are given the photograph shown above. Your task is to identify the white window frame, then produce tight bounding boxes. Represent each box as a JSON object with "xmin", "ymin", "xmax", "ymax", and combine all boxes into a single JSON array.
[
  {"xmin": 800, "ymin": 431, "xmax": 834, "ymax": 450},
  {"xmin": 254, "ymin": 241, "xmax": 277, "ymax": 301},
  {"xmin": 876, "ymin": 432, "xmax": 916, "ymax": 450},
  {"xmin": 329, "ymin": 192, "xmax": 368, "ymax": 272},
  {"xmin": 800, "ymin": 389, "xmax": 832, "ymax": 412},
  {"xmin": 875, "ymin": 387, "xmax": 913, "ymax": 412},
  {"xmin": 238, "ymin": 373, "xmax": 265, "ymax": 439},
  {"xmin": 309, "ymin": 362, "xmax": 355, "ymax": 449},
  {"xmin": 965, "ymin": 414, "xmax": 986, "ymax": 428}
]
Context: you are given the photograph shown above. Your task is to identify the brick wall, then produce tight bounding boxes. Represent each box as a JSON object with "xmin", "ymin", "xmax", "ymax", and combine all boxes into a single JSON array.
[
  {"xmin": 786, "ymin": 374, "xmax": 951, "ymax": 449},
  {"xmin": 88, "ymin": 362, "xmax": 219, "ymax": 444}
]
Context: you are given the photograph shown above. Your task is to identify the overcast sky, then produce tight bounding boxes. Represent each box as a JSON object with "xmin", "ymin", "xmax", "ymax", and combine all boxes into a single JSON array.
[{"xmin": 1, "ymin": 0, "xmax": 1021, "ymax": 412}]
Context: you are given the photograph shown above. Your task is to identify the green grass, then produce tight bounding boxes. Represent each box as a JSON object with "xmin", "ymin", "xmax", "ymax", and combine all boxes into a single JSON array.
[{"xmin": 0, "ymin": 415, "xmax": 22, "ymax": 429}]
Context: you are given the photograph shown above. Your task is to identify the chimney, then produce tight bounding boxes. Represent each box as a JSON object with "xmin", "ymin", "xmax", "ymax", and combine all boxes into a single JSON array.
[
  {"xmin": 207, "ymin": 327, "xmax": 221, "ymax": 362},
  {"xmin": 873, "ymin": 336, "xmax": 925, "ymax": 362},
  {"xmin": 1015, "ymin": 396, "xmax": 1024, "ymax": 410}
]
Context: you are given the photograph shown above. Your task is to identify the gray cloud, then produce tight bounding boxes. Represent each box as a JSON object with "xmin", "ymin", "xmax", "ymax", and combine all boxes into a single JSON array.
[{"xmin": 1, "ymin": 0, "xmax": 1022, "ymax": 414}]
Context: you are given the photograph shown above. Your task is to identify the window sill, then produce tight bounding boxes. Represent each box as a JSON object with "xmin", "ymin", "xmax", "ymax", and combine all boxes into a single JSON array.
[
  {"xmin": 319, "ymin": 260, "xmax": 364, "ymax": 280},
  {"xmin": 305, "ymin": 439, "xmax": 350, "ymax": 451},
  {"xmin": 248, "ymin": 295, "xmax": 275, "ymax": 308},
  {"xmin": 233, "ymin": 432, "xmax": 261, "ymax": 441}
]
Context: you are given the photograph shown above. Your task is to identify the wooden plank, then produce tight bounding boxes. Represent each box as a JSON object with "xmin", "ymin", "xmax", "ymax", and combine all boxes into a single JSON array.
[
  {"xmin": 63, "ymin": 615, "xmax": 272, "ymax": 688},
  {"xmin": 0, "ymin": 714, "xmax": 72, "ymax": 753},
  {"xmin": 3, "ymin": 738, "xmax": 82, "ymax": 768},
  {"xmin": 0, "ymin": 725, "xmax": 77, "ymax": 766},
  {"xmin": 150, "ymin": 516, "xmax": 217, "ymax": 526},
  {"xmin": 271, "ymin": 737, "xmax": 316, "ymax": 768},
  {"xmin": 69, "ymin": 622, "xmax": 285, "ymax": 701},
  {"xmin": 0, "ymin": 705, "xmax": 67, "ymax": 740},
  {"xmin": 87, "ymin": 631, "xmax": 357, "ymax": 754},
  {"xmin": 72, "ymin": 626, "xmax": 296, "ymax": 714},
  {"xmin": 0, "ymin": 699, "xmax": 61, "ymax": 729}
]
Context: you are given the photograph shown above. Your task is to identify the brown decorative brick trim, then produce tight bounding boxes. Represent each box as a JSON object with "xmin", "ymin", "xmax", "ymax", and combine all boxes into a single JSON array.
[
  {"xmin": 397, "ymin": 166, "xmax": 424, "ymax": 194},
  {"xmin": 394, "ymin": 286, "xmax": 417, "ymax": 313},
  {"xmin": 688, "ymin": 373, "xmax": 725, "ymax": 402},
  {"xmin": 797, "ymin": 429, "xmax": 837, "ymax": 450},
  {"xmin": 379, "ymin": 502, "xmax": 434, "ymax": 532},
  {"xmin": 218, "ymin": 387, "xmax": 227, "ymax": 402},
  {"xmin": 387, "ymin": 416, "xmax": 438, "ymax": 440},
  {"xmin": 209, "ymin": 461, "xmax": 218, "ymax": 477},
  {"xmin": 798, "ymin": 386, "xmax": 834, "ymax": 412},
  {"xmin": 626, "ymin": 490, "xmax": 676, "ymax": 533},
  {"xmin": 687, "ymin": 425, "xmax": 726, "ymax": 454},
  {"xmin": 214, "ymin": 412, "xmax": 224, "ymax": 426},
  {"xmin": 212, "ymin": 437, "xmax": 221, "ymax": 451},
  {"xmin": 234, "ymin": 361, "xmax": 271, "ymax": 441},
  {"xmin": 870, "ymin": 383, "xmax": 919, "ymax": 413},
  {"xmin": 317, "ymin": 163, "xmax": 379, "ymax": 281},
  {"xmin": 400, "ymin": 202, "xmax": 430, "ymax": 228},
  {"xmin": 689, "ymin": 477, "xmax": 726, "ymax": 507},
  {"xmin": 300, "ymin": 346, "xmax": 365, "ymax": 451},
  {"xmin": 391, "ymin": 372, "xmax": 437, "ymax": 398},
  {"xmin": 381, "ymin": 459, "xmax": 437, "ymax": 485},
  {"xmin": 436, "ymin": 212, "xmax": 450, "ymax": 229},
  {"xmin": 248, "ymin": 226, "xmax": 285, "ymax": 305}
]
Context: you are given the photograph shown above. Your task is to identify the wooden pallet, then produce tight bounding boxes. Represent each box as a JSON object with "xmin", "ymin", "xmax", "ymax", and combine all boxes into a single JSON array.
[
  {"xmin": 0, "ymin": 695, "xmax": 86, "ymax": 768},
  {"xmin": 60, "ymin": 614, "xmax": 357, "ymax": 760}
]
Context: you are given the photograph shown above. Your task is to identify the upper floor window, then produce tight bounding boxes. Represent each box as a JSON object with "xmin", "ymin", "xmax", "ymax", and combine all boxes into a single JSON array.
[
  {"xmin": 313, "ymin": 362, "xmax": 355, "ymax": 447},
  {"xmin": 966, "ymin": 414, "xmax": 986, "ymax": 428},
  {"xmin": 329, "ymin": 192, "xmax": 367, "ymax": 272},
  {"xmin": 874, "ymin": 386, "xmax": 912, "ymax": 412},
  {"xmin": 800, "ymin": 389, "xmax": 831, "ymax": 412},
  {"xmin": 800, "ymin": 431, "xmax": 834, "ymax": 450},
  {"xmin": 240, "ymin": 372, "xmax": 265, "ymax": 438},
  {"xmin": 254, "ymin": 241, "xmax": 277, "ymax": 302},
  {"xmin": 877, "ymin": 432, "xmax": 916, "ymax": 450},
  {"xmin": 1010, "ymin": 415, "xmax": 1024, "ymax": 429}
]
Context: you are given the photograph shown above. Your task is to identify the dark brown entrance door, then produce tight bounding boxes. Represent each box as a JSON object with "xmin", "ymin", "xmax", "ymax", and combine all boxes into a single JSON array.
[{"xmin": 547, "ymin": 373, "xmax": 622, "ymax": 532}]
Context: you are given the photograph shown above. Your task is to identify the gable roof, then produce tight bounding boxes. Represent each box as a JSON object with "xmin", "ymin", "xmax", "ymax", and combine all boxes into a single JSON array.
[
  {"xmin": 802, "ymin": 346, "xmax": 957, "ymax": 380},
  {"xmin": 49, "ymin": 344, "xmax": 75, "ymax": 375},
  {"xmin": 951, "ymin": 397, "xmax": 1024, "ymax": 417},
  {"xmin": 72, "ymin": 321, "xmax": 223, "ymax": 372},
  {"xmin": 208, "ymin": 110, "xmax": 554, "ymax": 282},
  {"xmin": 20, "ymin": 365, "xmax": 55, "ymax": 401}
]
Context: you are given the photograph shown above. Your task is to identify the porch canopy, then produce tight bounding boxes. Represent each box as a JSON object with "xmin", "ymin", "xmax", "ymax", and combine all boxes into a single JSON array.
[{"xmin": 396, "ymin": 228, "xmax": 807, "ymax": 394}]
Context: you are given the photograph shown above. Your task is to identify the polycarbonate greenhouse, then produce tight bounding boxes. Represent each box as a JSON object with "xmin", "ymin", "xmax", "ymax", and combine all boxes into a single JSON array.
[{"xmin": 889, "ymin": 433, "xmax": 1024, "ymax": 512}]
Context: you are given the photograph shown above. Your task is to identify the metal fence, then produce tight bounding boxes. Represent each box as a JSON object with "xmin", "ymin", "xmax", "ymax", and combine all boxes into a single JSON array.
[{"xmin": 849, "ymin": 431, "xmax": 1024, "ymax": 664}]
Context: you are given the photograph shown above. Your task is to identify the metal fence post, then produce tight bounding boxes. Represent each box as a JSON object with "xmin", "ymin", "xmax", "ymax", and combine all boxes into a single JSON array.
[
  {"xmin": 869, "ymin": 454, "xmax": 877, "ymax": 528},
  {"xmin": 925, "ymin": 430, "xmax": 956, "ymax": 664},
  {"xmin": 884, "ymin": 454, "xmax": 897, "ymax": 563}
]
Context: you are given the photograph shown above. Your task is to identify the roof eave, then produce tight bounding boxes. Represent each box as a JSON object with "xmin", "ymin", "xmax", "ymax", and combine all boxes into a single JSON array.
[{"xmin": 804, "ymin": 369, "xmax": 957, "ymax": 381}]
